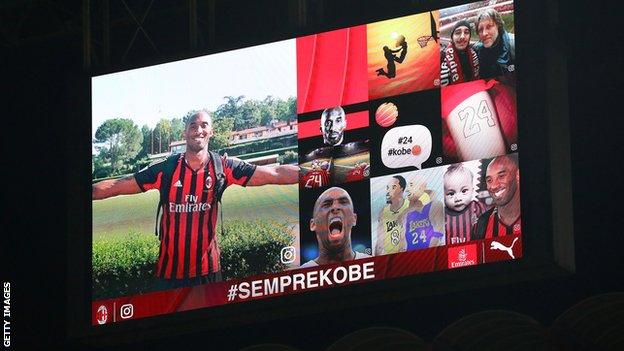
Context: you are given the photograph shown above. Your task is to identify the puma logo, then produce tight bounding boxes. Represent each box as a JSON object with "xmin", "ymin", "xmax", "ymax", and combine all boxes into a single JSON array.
[{"xmin": 490, "ymin": 237, "xmax": 519, "ymax": 259}]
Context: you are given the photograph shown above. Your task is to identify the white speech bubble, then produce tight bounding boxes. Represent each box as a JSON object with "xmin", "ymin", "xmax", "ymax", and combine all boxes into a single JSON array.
[{"xmin": 381, "ymin": 125, "xmax": 432, "ymax": 169}]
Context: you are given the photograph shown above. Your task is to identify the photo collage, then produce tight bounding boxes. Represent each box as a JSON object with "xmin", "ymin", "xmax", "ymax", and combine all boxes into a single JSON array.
[
  {"xmin": 89, "ymin": 0, "xmax": 522, "ymax": 324},
  {"xmin": 297, "ymin": 0, "xmax": 520, "ymax": 267}
]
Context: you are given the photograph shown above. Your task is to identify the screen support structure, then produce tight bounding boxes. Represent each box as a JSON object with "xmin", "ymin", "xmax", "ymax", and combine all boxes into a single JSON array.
[
  {"xmin": 80, "ymin": 0, "xmax": 318, "ymax": 70},
  {"xmin": 81, "ymin": 0, "xmax": 217, "ymax": 69},
  {"xmin": 545, "ymin": 0, "xmax": 574, "ymax": 272}
]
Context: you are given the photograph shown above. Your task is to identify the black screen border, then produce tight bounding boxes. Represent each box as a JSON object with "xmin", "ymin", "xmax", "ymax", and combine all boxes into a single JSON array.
[{"xmin": 66, "ymin": 0, "xmax": 574, "ymax": 345}]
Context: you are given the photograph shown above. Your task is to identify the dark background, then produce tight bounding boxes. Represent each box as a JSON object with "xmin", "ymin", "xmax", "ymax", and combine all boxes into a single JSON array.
[
  {"xmin": 298, "ymin": 179, "xmax": 372, "ymax": 263},
  {"xmin": 3, "ymin": 0, "xmax": 622, "ymax": 349},
  {"xmin": 368, "ymin": 89, "xmax": 443, "ymax": 175}
]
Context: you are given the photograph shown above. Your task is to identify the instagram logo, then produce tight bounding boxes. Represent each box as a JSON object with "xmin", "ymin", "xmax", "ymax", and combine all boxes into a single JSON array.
[
  {"xmin": 280, "ymin": 246, "xmax": 296, "ymax": 264},
  {"xmin": 120, "ymin": 303, "xmax": 134, "ymax": 319}
]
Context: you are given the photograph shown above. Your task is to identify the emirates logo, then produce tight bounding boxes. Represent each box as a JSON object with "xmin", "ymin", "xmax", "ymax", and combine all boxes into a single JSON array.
[
  {"xmin": 448, "ymin": 244, "xmax": 477, "ymax": 269},
  {"xmin": 458, "ymin": 248, "xmax": 467, "ymax": 262}
]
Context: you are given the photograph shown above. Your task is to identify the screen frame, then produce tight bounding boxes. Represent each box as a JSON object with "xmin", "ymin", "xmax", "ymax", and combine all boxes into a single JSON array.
[{"xmin": 66, "ymin": 0, "xmax": 574, "ymax": 344}]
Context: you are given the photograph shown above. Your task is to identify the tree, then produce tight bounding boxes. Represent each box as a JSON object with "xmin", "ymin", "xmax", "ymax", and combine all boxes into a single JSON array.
[
  {"xmin": 92, "ymin": 154, "xmax": 112, "ymax": 179},
  {"xmin": 152, "ymin": 119, "xmax": 172, "ymax": 153},
  {"xmin": 214, "ymin": 95, "xmax": 245, "ymax": 123},
  {"xmin": 276, "ymin": 96, "xmax": 296, "ymax": 123},
  {"xmin": 214, "ymin": 96, "xmax": 263, "ymax": 131},
  {"xmin": 170, "ymin": 118, "xmax": 185, "ymax": 142},
  {"xmin": 137, "ymin": 125, "xmax": 152, "ymax": 159},
  {"xmin": 94, "ymin": 118, "xmax": 143, "ymax": 176},
  {"xmin": 256, "ymin": 96, "xmax": 297, "ymax": 126},
  {"xmin": 260, "ymin": 96, "xmax": 275, "ymax": 126},
  {"xmin": 287, "ymin": 96, "xmax": 296, "ymax": 120},
  {"xmin": 238, "ymin": 100, "xmax": 262, "ymax": 130},
  {"xmin": 210, "ymin": 114, "xmax": 234, "ymax": 150}
]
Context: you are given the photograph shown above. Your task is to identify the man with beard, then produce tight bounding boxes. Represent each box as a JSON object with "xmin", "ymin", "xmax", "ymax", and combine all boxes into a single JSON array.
[
  {"xmin": 321, "ymin": 106, "xmax": 347, "ymax": 146},
  {"xmin": 474, "ymin": 154, "xmax": 521, "ymax": 239},
  {"xmin": 474, "ymin": 8, "xmax": 515, "ymax": 80},
  {"xmin": 440, "ymin": 20, "xmax": 480, "ymax": 86},
  {"xmin": 301, "ymin": 187, "xmax": 371, "ymax": 267},
  {"xmin": 374, "ymin": 175, "xmax": 410, "ymax": 255},
  {"xmin": 92, "ymin": 111, "xmax": 299, "ymax": 288}
]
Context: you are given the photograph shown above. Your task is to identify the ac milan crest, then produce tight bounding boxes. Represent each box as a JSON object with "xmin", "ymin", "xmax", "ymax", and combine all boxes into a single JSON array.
[
  {"xmin": 96, "ymin": 305, "xmax": 108, "ymax": 325},
  {"xmin": 205, "ymin": 175, "xmax": 213, "ymax": 189}
]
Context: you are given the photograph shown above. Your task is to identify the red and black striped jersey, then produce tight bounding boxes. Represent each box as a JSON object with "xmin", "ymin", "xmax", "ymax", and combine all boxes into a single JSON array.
[
  {"xmin": 473, "ymin": 207, "xmax": 521, "ymax": 240},
  {"xmin": 345, "ymin": 164, "xmax": 370, "ymax": 183},
  {"xmin": 300, "ymin": 169, "xmax": 331, "ymax": 189},
  {"xmin": 445, "ymin": 200, "xmax": 488, "ymax": 245},
  {"xmin": 134, "ymin": 154, "xmax": 256, "ymax": 279}
]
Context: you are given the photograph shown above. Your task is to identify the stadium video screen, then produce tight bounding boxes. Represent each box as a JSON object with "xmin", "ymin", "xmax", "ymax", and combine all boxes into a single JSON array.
[{"xmin": 91, "ymin": 0, "xmax": 520, "ymax": 325}]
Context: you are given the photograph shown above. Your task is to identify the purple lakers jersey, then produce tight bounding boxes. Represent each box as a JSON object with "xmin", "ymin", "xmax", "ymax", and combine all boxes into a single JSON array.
[{"xmin": 405, "ymin": 202, "xmax": 444, "ymax": 251}]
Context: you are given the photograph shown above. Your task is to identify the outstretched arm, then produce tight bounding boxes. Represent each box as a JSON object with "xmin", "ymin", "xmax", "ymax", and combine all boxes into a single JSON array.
[
  {"xmin": 92, "ymin": 176, "xmax": 142, "ymax": 200},
  {"xmin": 395, "ymin": 43, "xmax": 408, "ymax": 63},
  {"xmin": 246, "ymin": 164, "xmax": 299, "ymax": 186}
]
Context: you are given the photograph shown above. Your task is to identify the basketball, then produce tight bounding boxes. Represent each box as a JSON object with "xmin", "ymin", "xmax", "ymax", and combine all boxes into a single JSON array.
[{"xmin": 375, "ymin": 102, "xmax": 398, "ymax": 127}]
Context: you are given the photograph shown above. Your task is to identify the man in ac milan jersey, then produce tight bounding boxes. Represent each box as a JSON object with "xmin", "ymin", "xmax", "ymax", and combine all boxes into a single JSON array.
[
  {"xmin": 92, "ymin": 111, "xmax": 298, "ymax": 288},
  {"xmin": 344, "ymin": 162, "xmax": 370, "ymax": 183},
  {"xmin": 300, "ymin": 159, "xmax": 331, "ymax": 189},
  {"xmin": 474, "ymin": 154, "xmax": 521, "ymax": 239}
]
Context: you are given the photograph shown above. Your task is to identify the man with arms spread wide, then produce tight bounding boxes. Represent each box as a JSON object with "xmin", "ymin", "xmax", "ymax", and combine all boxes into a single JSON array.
[{"xmin": 93, "ymin": 111, "xmax": 298, "ymax": 288}]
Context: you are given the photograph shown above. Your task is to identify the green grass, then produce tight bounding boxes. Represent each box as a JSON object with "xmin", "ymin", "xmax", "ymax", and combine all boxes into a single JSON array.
[
  {"xmin": 92, "ymin": 185, "xmax": 298, "ymax": 298},
  {"xmin": 92, "ymin": 184, "xmax": 298, "ymax": 241}
]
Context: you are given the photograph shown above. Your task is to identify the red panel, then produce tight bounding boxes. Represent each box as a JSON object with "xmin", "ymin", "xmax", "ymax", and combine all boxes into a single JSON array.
[
  {"xmin": 296, "ymin": 26, "xmax": 368, "ymax": 114},
  {"xmin": 483, "ymin": 234, "xmax": 523, "ymax": 264},
  {"xmin": 92, "ymin": 238, "xmax": 518, "ymax": 325},
  {"xmin": 447, "ymin": 244, "xmax": 478, "ymax": 269}
]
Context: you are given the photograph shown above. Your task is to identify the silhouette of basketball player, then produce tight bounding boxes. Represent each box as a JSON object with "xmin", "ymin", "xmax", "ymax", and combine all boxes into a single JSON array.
[{"xmin": 376, "ymin": 35, "xmax": 408, "ymax": 79}]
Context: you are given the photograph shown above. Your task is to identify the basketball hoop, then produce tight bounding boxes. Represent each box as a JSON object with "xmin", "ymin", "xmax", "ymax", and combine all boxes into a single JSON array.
[{"xmin": 417, "ymin": 36, "xmax": 431, "ymax": 48}]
